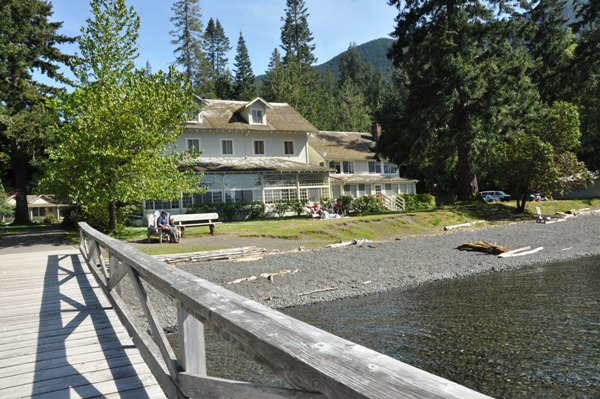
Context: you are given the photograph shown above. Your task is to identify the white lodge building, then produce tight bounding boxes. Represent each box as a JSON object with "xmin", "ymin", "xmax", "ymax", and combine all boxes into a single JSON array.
[{"xmin": 144, "ymin": 98, "xmax": 417, "ymax": 214}]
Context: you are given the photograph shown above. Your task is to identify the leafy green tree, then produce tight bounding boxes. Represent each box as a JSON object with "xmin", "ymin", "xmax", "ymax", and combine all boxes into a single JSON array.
[
  {"xmin": 0, "ymin": 184, "xmax": 14, "ymax": 220},
  {"xmin": 280, "ymin": 0, "xmax": 316, "ymax": 65},
  {"xmin": 170, "ymin": 0, "xmax": 205, "ymax": 91},
  {"xmin": 41, "ymin": 69, "xmax": 199, "ymax": 232},
  {"xmin": 72, "ymin": 0, "xmax": 140, "ymax": 85},
  {"xmin": 0, "ymin": 0, "xmax": 72, "ymax": 224},
  {"xmin": 493, "ymin": 102, "xmax": 592, "ymax": 212},
  {"xmin": 202, "ymin": 18, "xmax": 232, "ymax": 98},
  {"xmin": 40, "ymin": 0, "xmax": 200, "ymax": 232},
  {"xmin": 232, "ymin": 32, "xmax": 256, "ymax": 100}
]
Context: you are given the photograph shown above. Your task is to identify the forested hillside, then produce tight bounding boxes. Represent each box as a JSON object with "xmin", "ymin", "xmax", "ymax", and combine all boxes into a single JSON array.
[{"xmin": 313, "ymin": 38, "xmax": 394, "ymax": 81}]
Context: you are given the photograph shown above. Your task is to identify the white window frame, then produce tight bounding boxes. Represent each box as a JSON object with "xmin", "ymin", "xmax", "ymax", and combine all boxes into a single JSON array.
[
  {"xmin": 329, "ymin": 161, "xmax": 341, "ymax": 174},
  {"xmin": 187, "ymin": 138, "xmax": 200, "ymax": 153},
  {"xmin": 253, "ymin": 140, "xmax": 265, "ymax": 155},
  {"xmin": 284, "ymin": 140, "xmax": 294, "ymax": 155},
  {"xmin": 343, "ymin": 161, "xmax": 354, "ymax": 174},
  {"xmin": 368, "ymin": 161, "xmax": 382, "ymax": 174},
  {"xmin": 221, "ymin": 139, "xmax": 234, "ymax": 155},
  {"xmin": 251, "ymin": 108, "xmax": 264, "ymax": 124}
]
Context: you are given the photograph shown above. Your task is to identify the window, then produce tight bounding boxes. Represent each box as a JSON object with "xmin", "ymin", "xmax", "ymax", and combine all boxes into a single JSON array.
[
  {"xmin": 384, "ymin": 162, "xmax": 398, "ymax": 174},
  {"xmin": 222, "ymin": 140, "xmax": 233, "ymax": 155},
  {"xmin": 187, "ymin": 139, "xmax": 200, "ymax": 154},
  {"xmin": 375, "ymin": 185, "xmax": 382, "ymax": 195},
  {"xmin": 343, "ymin": 161, "xmax": 354, "ymax": 174},
  {"xmin": 284, "ymin": 141, "xmax": 294, "ymax": 155},
  {"xmin": 254, "ymin": 140, "xmax": 265, "ymax": 155},
  {"xmin": 182, "ymin": 193, "xmax": 192, "ymax": 208},
  {"xmin": 369, "ymin": 161, "xmax": 382, "ymax": 174},
  {"xmin": 251, "ymin": 109, "xmax": 263, "ymax": 124},
  {"xmin": 329, "ymin": 161, "xmax": 341, "ymax": 174}
]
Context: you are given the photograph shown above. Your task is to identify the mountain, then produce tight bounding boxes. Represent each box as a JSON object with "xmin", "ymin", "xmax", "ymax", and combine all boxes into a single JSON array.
[
  {"xmin": 313, "ymin": 38, "xmax": 395, "ymax": 81},
  {"xmin": 255, "ymin": 37, "xmax": 395, "ymax": 87}
]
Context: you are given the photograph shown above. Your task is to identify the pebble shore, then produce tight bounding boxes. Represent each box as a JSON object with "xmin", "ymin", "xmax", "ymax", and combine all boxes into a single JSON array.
[{"xmin": 177, "ymin": 213, "xmax": 600, "ymax": 309}]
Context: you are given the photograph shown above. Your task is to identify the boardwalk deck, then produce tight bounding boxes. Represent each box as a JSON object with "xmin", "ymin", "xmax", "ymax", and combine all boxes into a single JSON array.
[{"xmin": 0, "ymin": 249, "xmax": 166, "ymax": 399}]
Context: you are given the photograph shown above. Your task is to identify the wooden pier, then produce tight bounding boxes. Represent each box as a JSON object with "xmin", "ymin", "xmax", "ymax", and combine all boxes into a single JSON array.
[
  {"xmin": 0, "ymin": 248, "xmax": 165, "ymax": 398},
  {"xmin": 0, "ymin": 224, "xmax": 494, "ymax": 398}
]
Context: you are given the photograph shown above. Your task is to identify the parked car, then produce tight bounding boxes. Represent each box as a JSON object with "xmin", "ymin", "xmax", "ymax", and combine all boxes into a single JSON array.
[{"xmin": 479, "ymin": 190, "xmax": 511, "ymax": 202}]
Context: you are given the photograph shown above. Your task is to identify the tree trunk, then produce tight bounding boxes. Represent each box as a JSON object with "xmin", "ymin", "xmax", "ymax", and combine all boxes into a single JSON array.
[
  {"xmin": 108, "ymin": 201, "xmax": 118, "ymax": 232},
  {"xmin": 12, "ymin": 150, "xmax": 31, "ymax": 225},
  {"xmin": 456, "ymin": 140, "xmax": 478, "ymax": 201},
  {"xmin": 516, "ymin": 192, "xmax": 528, "ymax": 213}
]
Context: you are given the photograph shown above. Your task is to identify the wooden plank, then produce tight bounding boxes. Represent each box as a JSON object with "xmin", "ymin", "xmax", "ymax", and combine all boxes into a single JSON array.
[
  {"xmin": 177, "ymin": 306, "xmax": 206, "ymax": 376},
  {"xmin": 0, "ymin": 249, "xmax": 166, "ymax": 399}
]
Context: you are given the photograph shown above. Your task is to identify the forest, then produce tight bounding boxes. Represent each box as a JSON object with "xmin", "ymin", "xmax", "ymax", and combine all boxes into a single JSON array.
[{"xmin": 0, "ymin": 0, "xmax": 598, "ymax": 227}]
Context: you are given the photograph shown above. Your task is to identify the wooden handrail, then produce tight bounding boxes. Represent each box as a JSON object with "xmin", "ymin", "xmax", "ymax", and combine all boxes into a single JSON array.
[{"xmin": 78, "ymin": 222, "xmax": 492, "ymax": 399}]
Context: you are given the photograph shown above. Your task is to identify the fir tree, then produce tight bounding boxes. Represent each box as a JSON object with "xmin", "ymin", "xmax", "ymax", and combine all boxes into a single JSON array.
[
  {"xmin": 170, "ymin": 0, "xmax": 204, "ymax": 90},
  {"xmin": 232, "ymin": 32, "xmax": 256, "ymax": 100},
  {"xmin": 280, "ymin": 0, "xmax": 316, "ymax": 65},
  {"xmin": 202, "ymin": 18, "xmax": 232, "ymax": 98},
  {"xmin": 387, "ymin": 0, "xmax": 536, "ymax": 200},
  {"xmin": 0, "ymin": 0, "xmax": 73, "ymax": 224}
]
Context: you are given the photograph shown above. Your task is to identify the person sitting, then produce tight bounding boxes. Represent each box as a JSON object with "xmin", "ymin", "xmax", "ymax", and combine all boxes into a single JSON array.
[
  {"xmin": 169, "ymin": 217, "xmax": 182, "ymax": 240},
  {"xmin": 157, "ymin": 211, "xmax": 179, "ymax": 243},
  {"xmin": 307, "ymin": 203, "xmax": 322, "ymax": 218},
  {"xmin": 333, "ymin": 199, "xmax": 345, "ymax": 216}
]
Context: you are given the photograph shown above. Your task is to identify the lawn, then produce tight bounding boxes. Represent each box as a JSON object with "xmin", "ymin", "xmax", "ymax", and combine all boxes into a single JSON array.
[{"xmin": 112, "ymin": 199, "xmax": 600, "ymax": 253}]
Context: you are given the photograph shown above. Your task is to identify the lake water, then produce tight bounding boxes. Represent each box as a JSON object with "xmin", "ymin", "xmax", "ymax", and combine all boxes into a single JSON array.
[{"xmin": 180, "ymin": 256, "xmax": 600, "ymax": 398}]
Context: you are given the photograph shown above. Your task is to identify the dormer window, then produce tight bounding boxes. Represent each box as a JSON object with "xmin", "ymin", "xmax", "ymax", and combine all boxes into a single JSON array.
[{"xmin": 251, "ymin": 109, "xmax": 263, "ymax": 124}]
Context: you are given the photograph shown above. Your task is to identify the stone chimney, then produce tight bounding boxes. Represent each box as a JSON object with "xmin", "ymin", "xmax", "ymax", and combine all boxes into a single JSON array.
[{"xmin": 371, "ymin": 122, "xmax": 382, "ymax": 141}]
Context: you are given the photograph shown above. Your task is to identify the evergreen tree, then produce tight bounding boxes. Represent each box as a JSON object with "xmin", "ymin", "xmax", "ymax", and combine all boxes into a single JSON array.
[
  {"xmin": 338, "ymin": 43, "xmax": 365, "ymax": 86},
  {"xmin": 261, "ymin": 48, "xmax": 285, "ymax": 102},
  {"xmin": 387, "ymin": 0, "xmax": 534, "ymax": 200},
  {"xmin": 526, "ymin": 0, "xmax": 575, "ymax": 104},
  {"xmin": 232, "ymin": 32, "xmax": 256, "ymax": 100},
  {"xmin": 72, "ymin": 0, "xmax": 140, "ymax": 85},
  {"xmin": 170, "ymin": 0, "xmax": 205, "ymax": 91},
  {"xmin": 572, "ymin": 0, "xmax": 600, "ymax": 172},
  {"xmin": 335, "ymin": 81, "xmax": 371, "ymax": 132},
  {"xmin": 202, "ymin": 18, "xmax": 232, "ymax": 98},
  {"xmin": 0, "ymin": 0, "xmax": 72, "ymax": 224},
  {"xmin": 280, "ymin": 0, "xmax": 316, "ymax": 65}
]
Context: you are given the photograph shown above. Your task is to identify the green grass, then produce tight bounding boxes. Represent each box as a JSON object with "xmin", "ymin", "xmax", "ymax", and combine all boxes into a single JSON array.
[{"xmin": 111, "ymin": 199, "xmax": 600, "ymax": 255}]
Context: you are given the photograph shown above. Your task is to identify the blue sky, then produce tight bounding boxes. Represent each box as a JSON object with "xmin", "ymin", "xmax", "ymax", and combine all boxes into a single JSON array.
[{"xmin": 47, "ymin": 0, "xmax": 397, "ymax": 79}]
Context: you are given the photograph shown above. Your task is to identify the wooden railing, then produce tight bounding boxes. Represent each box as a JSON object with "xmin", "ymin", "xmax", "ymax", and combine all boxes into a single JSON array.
[
  {"xmin": 78, "ymin": 222, "xmax": 492, "ymax": 399},
  {"xmin": 380, "ymin": 194, "xmax": 406, "ymax": 212}
]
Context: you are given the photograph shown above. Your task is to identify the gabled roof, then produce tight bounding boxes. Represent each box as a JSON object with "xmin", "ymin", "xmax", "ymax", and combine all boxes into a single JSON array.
[
  {"xmin": 7, "ymin": 194, "xmax": 66, "ymax": 207},
  {"xmin": 186, "ymin": 99, "xmax": 318, "ymax": 133},
  {"xmin": 308, "ymin": 131, "xmax": 377, "ymax": 162}
]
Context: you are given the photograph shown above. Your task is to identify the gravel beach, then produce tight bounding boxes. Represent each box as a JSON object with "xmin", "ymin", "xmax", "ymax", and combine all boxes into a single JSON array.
[{"xmin": 146, "ymin": 213, "xmax": 600, "ymax": 330}]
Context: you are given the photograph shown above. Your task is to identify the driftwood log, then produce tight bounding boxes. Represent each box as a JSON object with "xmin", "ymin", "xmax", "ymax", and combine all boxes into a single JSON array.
[{"xmin": 456, "ymin": 241, "xmax": 508, "ymax": 255}]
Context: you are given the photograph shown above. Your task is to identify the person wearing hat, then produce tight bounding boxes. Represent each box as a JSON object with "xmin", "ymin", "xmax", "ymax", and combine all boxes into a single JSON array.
[{"xmin": 157, "ymin": 211, "xmax": 179, "ymax": 243}]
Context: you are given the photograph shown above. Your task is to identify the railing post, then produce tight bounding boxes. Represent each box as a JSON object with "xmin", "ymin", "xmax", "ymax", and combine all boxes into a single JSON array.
[{"xmin": 177, "ymin": 304, "xmax": 207, "ymax": 376}]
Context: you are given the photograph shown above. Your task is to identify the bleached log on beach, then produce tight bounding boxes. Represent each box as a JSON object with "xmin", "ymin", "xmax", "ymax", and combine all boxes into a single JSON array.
[
  {"xmin": 498, "ymin": 247, "xmax": 543, "ymax": 258},
  {"xmin": 444, "ymin": 220, "xmax": 484, "ymax": 231},
  {"xmin": 298, "ymin": 287, "xmax": 337, "ymax": 296},
  {"xmin": 456, "ymin": 241, "xmax": 508, "ymax": 255}
]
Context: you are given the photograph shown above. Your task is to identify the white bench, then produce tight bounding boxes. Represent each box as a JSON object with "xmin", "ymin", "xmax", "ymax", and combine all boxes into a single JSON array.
[{"xmin": 170, "ymin": 212, "xmax": 221, "ymax": 237}]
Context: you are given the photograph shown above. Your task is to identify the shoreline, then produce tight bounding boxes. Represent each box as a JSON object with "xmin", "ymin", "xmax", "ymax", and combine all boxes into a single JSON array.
[{"xmin": 176, "ymin": 213, "xmax": 600, "ymax": 309}]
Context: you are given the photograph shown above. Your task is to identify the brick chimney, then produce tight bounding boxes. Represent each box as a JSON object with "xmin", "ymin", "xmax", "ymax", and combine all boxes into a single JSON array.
[{"xmin": 371, "ymin": 122, "xmax": 382, "ymax": 141}]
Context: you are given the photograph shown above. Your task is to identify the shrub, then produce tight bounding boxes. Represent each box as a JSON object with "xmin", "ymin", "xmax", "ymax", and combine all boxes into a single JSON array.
[
  {"xmin": 272, "ymin": 200, "xmax": 290, "ymax": 218},
  {"xmin": 287, "ymin": 199, "xmax": 307, "ymax": 216},
  {"xmin": 61, "ymin": 206, "xmax": 81, "ymax": 230},
  {"xmin": 353, "ymin": 195, "xmax": 383, "ymax": 214},
  {"xmin": 43, "ymin": 214, "xmax": 56, "ymax": 224},
  {"xmin": 404, "ymin": 193, "xmax": 436, "ymax": 211},
  {"xmin": 241, "ymin": 201, "xmax": 266, "ymax": 220}
]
